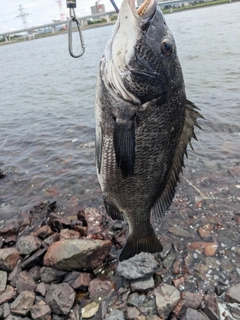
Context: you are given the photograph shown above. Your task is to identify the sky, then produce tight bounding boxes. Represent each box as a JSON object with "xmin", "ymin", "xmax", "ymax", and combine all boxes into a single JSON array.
[{"xmin": 0, "ymin": 0, "xmax": 123, "ymax": 33}]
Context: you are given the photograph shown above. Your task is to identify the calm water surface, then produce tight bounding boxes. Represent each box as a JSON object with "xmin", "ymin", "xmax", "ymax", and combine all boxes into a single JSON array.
[{"xmin": 0, "ymin": 3, "xmax": 240, "ymax": 220}]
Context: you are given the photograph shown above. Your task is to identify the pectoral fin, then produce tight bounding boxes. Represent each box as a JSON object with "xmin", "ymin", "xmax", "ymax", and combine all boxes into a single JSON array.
[{"xmin": 113, "ymin": 116, "xmax": 136, "ymax": 178}]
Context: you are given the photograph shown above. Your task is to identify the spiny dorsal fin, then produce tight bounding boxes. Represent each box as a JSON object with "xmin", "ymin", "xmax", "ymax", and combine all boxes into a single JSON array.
[{"xmin": 151, "ymin": 100, "xmax": 203, "ymax": 220}]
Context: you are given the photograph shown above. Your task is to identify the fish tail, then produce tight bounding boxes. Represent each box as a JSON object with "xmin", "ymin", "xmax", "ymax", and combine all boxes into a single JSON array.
[{"xmin": 119, "ymin": 230, "xmax": 163, "ymax": 261}]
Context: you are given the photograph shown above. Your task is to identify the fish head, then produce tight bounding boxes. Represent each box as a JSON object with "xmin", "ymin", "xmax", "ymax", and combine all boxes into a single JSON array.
[{"xmin": 101, "ymin": 0, "xmax": 184, "ymax": 105}]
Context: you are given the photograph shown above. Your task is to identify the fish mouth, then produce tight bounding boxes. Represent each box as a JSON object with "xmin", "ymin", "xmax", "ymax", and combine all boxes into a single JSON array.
[{"xmin": 137, "ymin": 0, "xmax": 157, "ymax": 19}]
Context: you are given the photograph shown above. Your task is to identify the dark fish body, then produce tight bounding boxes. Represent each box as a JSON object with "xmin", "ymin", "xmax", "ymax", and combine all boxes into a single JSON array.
[{"xmin": 95, "ymin": 0, "xmax": 202, "ymax": 261}]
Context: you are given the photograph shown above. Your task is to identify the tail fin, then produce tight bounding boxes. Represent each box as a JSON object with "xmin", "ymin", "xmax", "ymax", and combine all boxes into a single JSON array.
[{"xmin": 119, "ymin": 231, "xmax": 163, "ymax": 261}]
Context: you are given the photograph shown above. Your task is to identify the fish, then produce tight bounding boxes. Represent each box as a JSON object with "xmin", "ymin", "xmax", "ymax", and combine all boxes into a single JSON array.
[{"xmin": 95, "ymin": 0, "xmax": 203, "ymax": 261}]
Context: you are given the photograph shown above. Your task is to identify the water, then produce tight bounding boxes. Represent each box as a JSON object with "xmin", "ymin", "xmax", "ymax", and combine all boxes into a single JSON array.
[{"xmin": 0, "ymin": 2, "xmax": 240, "ymax": 220}]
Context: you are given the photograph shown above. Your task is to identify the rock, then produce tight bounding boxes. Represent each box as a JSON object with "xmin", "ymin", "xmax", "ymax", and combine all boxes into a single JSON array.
[
  {"xmin": 68, "ymin": 304, "xmax": 81, "ymax": 320},
  {"xmin": 0, "ymin": 248, "xmax": 20, "ymax": 271},
  {"xmin": 85, "ymin": 207, "xmax": 103, "ymax": 235},
  {"xmin": 8, "ymin": 260, "xmax": 22, "ymax": 287},
  {"xmin": 182, "ymin": 308, "xmax": 209, "ymax": 320},
  {"xmin": 42, "ymin": 233, "xmax": 60, "ymax": 247},
  {"xmin": 2, "ymin": 303, "xmax": 11, "ymax": 318},
  {"xmin": 43, "ymin": 239, "xmax": 111, "ymax": 270},
  {"xmin": 16, "ymin": 236, "xmax": 42, "ymax": 255},
  {"xmin": 0, "ymin": 286, "xmax": 17, "ymax": 304},
  {"xmin": 63, "ymin": 271, "xmax": 81, "ymax": 285},
  {"xmin": 0, "ymin": 270, "xmax": 7, "ymax": 294},
  {"xmin": 11, "ymin": 291, "xmax": 35, "ymax": 316},
  {"xmin": 48, "ymin": 213, "xmax": 71, "ymax": 232},
  {"xmin": 225, "ymin": 283, "xmax": 240, "ymax": 304},
  {"xmin": 154, "ymin": 283, "xmax": 180, "ymax": 319},
  {"xmin": 126, "ymin": 306, "xmax": 140, "ymax": 319},
  {"xmin": 21, "ymin": 248, "xmax": 47, "ymax": 270},
  {"xmin": 168, "ymin": 226, "xmax": 192, "ymax": 238},
  {"xmin": 172, "ymin": 277, "xmax": 185, "ymax": 288},
  {"xmin": 89, "ymin": 278, "xmax": 115, "ymax": 301},
  {"xmin": 35, "ymin": 283, "xmax": 47, "ymax": 297},
  {"xmin": 186, "ymin": 242, "xmax": 218, "ymax": 257},
  {"xmin": 59, "ymin": 228, "xmax": 80, "ymax": 240},
  {"xmin": 105, "ymin": 309, "xmax": 125, "ymax": 320},
  {"xmin": 228, "ymin": 303, "xmax": 240, "ymax": 319},
  {"xmin": 40, "ymin": 267, "xmax": 67, "ymax": 283},
  {"xmin": 81, "ymin": 301, "xmax": 100, "ymax": 319},
  {"xmin": 45, "ymin": 283, "xmax": 76, "ymax": 315},
  {"xmin": 16, "ymin": 271, "xmax": 36, "ymax": 293},
  {"xmin": 71, "ymin": 273, "xmax": 91, "ymax": 290},
  {"xmin": 30, "ymin": 302, "xmax": 51, "ymax": 320},
  {"xmin": 117, "ymin": 252, "xmax": 160, "ymax": 280},
  {"xmin": 198, "ymin": 224, "xmax": 213, "ymax": 238},
  {"xmin": 28, "ymin": 266, "xmax": 41, "ymax": 282},
  {"xmin": 5, "ymin": 315, "xmax": 23, "ymax": 320},
  {"xmin": 203, "ymin": 293, "xmax": 219, "ymax": 320},
  {"xmin": 32, "ymin": 225, "xmax": 53, "ymax": 240},
  {"xmin": 172, "ymin": 292, "xmax": 203, "ymax": 318},
  {"xmin": 130, "ymin": 275, "xmax": 155, "ymax": 292}
]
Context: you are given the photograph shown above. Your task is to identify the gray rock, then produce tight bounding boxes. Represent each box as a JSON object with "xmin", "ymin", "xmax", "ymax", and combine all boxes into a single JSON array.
[
  {"xmin": 45, "ymin": 283, "xmax": 76, "ymax": 315},
  {"xmin": 40, "ymin": 267, "xmax": 67, "ymax": 283},
  {"xmin": 16, "ymin": 271, "xmax": 36, "ymax": 293},
  {"xmin": 168, "ymin": 226, "xmax": 192, "ymax": 238},
  {"xmin": 0, "ymin": 286, "xmax": 17, "ymax": 304},
  {"xmin": 0, "ymin": 248, "xmax": 20, "ymax": 272},
  {"xmin": 105, "ymin": 309, "xmax": 125, "ymax": 320},
  {"xmin": 154, "ymin": 283, "xmax": 180, "ymax": 319},
  {"xmin": 11, "ymin": 291, "xmax": 35, "ymax": 316},
  {"xmin": 43, "ymin": 239, "xmax": 111, "ymax": 270},
  {"xmin": 126, "ymin": 306, "xmax": 140, "ymax": 319},
  {"xmin": 16, "ymin": 235, "xmax": 42, "ymax": 255},
  {"xmin": 130, "ymin": 275, "xmax": 155, "ymax": 292},
  {"xmin": 21, "ymin": 248, "xmax": 47, "ymax": 270},
  {"xmin": 2, "ymin": 303, "xmax": 11, "ymax": 318},
  {"xmin": 30, "ymin": 302, "xmax": 51, "ymax": 320},
  {"xmin": 225, "ymin": 283, "xmax": 240, "ymax": 304},
  {"xmin": 0, "ymin": 270, "xmax": 7, "ymax": 294},
  {"xmin": 117, "ymin": 252, "xmax": 160, "ymax": 280},
  {"xmin": 0, "ymin": 305, "xmax": 2, "ymax": 318},
  {"xmin": 63, "ymin": 271, "xmax": 81, "ymax": 285},
  {"xmin": 8, "ymin": 260, "xmax": 22, "ymax": 287},
  {"xmin": 35, "ymin": 282, "xmax": 47, "ymax": 297},
  {"xmin": 28, "ymin": 266, "xmax": 41, "ymax": 282},
  {"xmin": 5, "ymin": 315, "xmax": 23, "ymax": 320},
  {"xmin": 173, "ymin": 292, "xmax": 203, "ymax": 318},
  {"xmin": 182, "ymin": 308, "xmax": 209, "ymax": 320},
  {"xmin": 89, "ymin": 278, "xmax": 115, "ymax": 301},
  {"xmin": 68, "ymin": 304, "xmax": 81, "ymax": 320}
]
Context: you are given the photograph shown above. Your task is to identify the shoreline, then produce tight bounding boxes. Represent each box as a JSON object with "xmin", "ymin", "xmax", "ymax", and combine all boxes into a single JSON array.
[{"xmin": 0, "ymin": 0, "xmax": 238, "ymax": 46}]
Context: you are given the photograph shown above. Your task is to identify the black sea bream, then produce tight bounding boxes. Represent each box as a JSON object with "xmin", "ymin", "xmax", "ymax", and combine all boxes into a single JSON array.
[{"xmin": 95, "ymin": 0, "xmax": 202, "ymax": 261}]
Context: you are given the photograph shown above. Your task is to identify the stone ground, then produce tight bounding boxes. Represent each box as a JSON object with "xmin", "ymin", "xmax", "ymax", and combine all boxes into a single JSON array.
[{"xmin": 0, "ymin": 184, "xmax": 240, "ymax": 320}]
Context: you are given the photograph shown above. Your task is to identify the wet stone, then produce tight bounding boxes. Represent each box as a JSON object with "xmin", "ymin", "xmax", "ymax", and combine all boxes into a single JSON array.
[
  {"xmin": 130, "ymin": 275, "xmax": 155, "ymax": 292},
  {"xmin": 45, "ymin": 283, "xmax": 76, "ymax": 315},
  {"xmin": 182, "ymin": 308, "xmax": 209, "ymax": 320},
  {"xmin": 162, "ymin": 251, "xmax": 176, "ymax": 270},
  {"xmin": 30, "ymin": 302, "xmax": 51, "ymax": 320},
  {"xmin": 0, "ymin": 270, "xmax": 7, "ymax": 294},
  {"xmin": 0, "ymin": 286, "xmax": 17, "ymax": 304},
  {"xmin": 59, "ymin": 228, "xmax": 80, "ymax": 240},
  {"xmin": 16, "ymin": 235, "xmax": 42, "ymax": 255},
  {"xmin": 71, "ymin": 272, "xmax": 91, "ymax": 290},
  {"xmin": 225, "ymin": 283, "xmax": 240, "ymax": 304},
  {"xmin": 172, "ymin": 292, "xmax": 203, "ymax": 318},
  {"xmin": 21, "ymin": 248, "xmax": 47, "ymax": 270},
  {"xmin": 81, "ymin": 301, "xmax": 100, "ymax": 319},
  {"xmin": 32, "ymin": 225, "xmax": 53, "ymax": 240},
  {"xmin": 0, "ymin": 248, "xmax": 20, "ymax": 271},
  {"xmin": 105, "ymin": 309, "xmax": 125, "ymax": 320},
  {"xmin": 227, "ymin": 303, "xmax": 240, "ymax": 319},
  {"xmin": 43, "ymin": 239, "xmax": 111, "ymax": 270},
  {"xmin": 40, "ymin": 266, "xmax": 67, "ymax": 283},
  {"xmin": 16, "ymin": 271, "xmax": 36, "ymax": 293},
  {"xmin": 168, "ymin": 226, "xmax": 192, "ymax": 238},
  {"xmin": 11, "ymin": 291, "xmax": 35, "ymax": 316},
  {"xmin": 117, "ymin": 252, "xmax": 160, "ymax": 280},
  {"xmin": 159, "ymin": 243, "xmax": 172, "ymax": 259},
  {"xmin": 5, "ymin": 315, "xmax": 23, "ymax": 320},
  {"xmin": 155, "ymin": 283, "xmax": 180, "ymax": 319},
  {"xmin": 89, "ymin": 278, "xmax": 115, "ymax": 301},
  {"xmin": 85, "ymin": 207, "xmax": 103, "ymax": 236},
  {"xmin": 198, "ymin": 224, "xmax": 213, "ymax": 238},
  {"xmin": 126, "ymin": 306, "xmax": 140, "ymax": 319},
  {"xmin": 42, "ymin": 233, "xmax": 60, "ymax": 247}
]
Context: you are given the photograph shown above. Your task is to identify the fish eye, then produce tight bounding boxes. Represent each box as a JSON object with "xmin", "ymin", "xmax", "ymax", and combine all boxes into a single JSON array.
[{"xmin": 161, "ymin": 39, "xmax": 172, "ymax": 56}]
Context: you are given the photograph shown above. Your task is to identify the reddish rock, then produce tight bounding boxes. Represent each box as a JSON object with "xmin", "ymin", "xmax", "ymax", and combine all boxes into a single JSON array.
[
  {"xmin": 42, "ymin": 232, "xmax": 60, "ymax": 247},
  {"xmin": 225, "ymin": 283, "xmax": 240, "ymax": 304},
  {"xmin": 85, "ymin": 207, "xmax": 103, "ymax": 235},
  {"xmin": 11, "ymin": 291, "xmax": 35, "ymax": 316},
  {"xmin": 16, "ymin": 271, "xmax": 36, "ymax": 293},
  {"xmin": 204, "ymin": 293, "xmax": 219, "ymax": 316},
  {"xmin": 0, "ymin": 286, "xmax": 17, "ymax": 304},
  {"xmin": 16, "ymin": 235, "xmax": 42, "ymax": 255},
  {"xmin": 59, "ymin": 228, "xmax": 80, "ymax": 240},
  {"xmin": 0, "ymin": 248, "xmax": 20, "ymax": 272},
  {"xmin": 71, "ymin": 273, "xmax": 91, "ymax": 290},
  {"xmin": 35, "ymin": 282, "xmax": 47, "ymax": 297},
  {"xmin": 186, "ymin": 242, "xmax": 218, "ymax": 256},
  {"xmin": 172, "ymin": 276, "xmax": 185, "ymax": 288},
  {"xmin": 182, "ymin": 308, "xmax": 209, "ymax": 320},
  {"xmin": 126, "ymin": 306, "xmax": 140, "ymax": 319},
  {"xmin": 40, "ymin": 267, "xmax": 67, "ymax": 283},
  {"xmin": 30, "ymin": 301, "xmax": 51, "ymax": 320},
  {"xmin": 32, "ymin": 225, "xmax": 53, "ymax": 240},
  {"xmin": 155, "ymin": 283, "xmax": 180, "ymax": 319},
  {"xmin": 45, "ymin": 283, "xmax": 76, "ymax": 315},
  {"xmin": 43, "ymin": 239, "xmax": 111, "ymax": 270},
  {"xmin": 172, "ymin": 292, "xmax": 203, "ymax": 318},
  {"xmin": 89, "ymin": 278, "xmax": 116, "ymax": 301},
  {"xmin": 172, "ymin": 258, "xmax": 183, "ymax": 275},
  {"xmin": 198, "ymin": 224, "xmax": 213, "ymax": 238}
]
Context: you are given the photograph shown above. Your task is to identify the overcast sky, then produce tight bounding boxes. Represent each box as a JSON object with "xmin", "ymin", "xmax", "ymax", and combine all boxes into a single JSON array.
[{"xmin": 0, "ymin": 0, "xmax": 123, "ymax": 33}]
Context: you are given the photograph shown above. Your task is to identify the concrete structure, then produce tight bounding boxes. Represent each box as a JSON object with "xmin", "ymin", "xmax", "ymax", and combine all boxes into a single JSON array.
[{"xmin": 91, "ymin": 2, "xmax": 106, "ymax": 15}]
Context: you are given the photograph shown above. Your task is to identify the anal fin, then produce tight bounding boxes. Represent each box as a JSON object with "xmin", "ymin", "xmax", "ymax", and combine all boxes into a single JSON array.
[{"xmin": 104, "ymin": 199, "xmax": 124, "ymax": 221}]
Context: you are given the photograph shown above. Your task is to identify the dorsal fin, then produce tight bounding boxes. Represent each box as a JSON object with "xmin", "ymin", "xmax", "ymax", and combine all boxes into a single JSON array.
[{"xmin": 151, "ymin": 100, "xmax": 203, "ymax": 220}]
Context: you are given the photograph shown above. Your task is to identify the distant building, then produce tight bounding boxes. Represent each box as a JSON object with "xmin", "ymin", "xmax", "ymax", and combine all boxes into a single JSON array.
[{"xmin": 91, "ymin": 2, "xmax": 106, "ymax": 14}]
